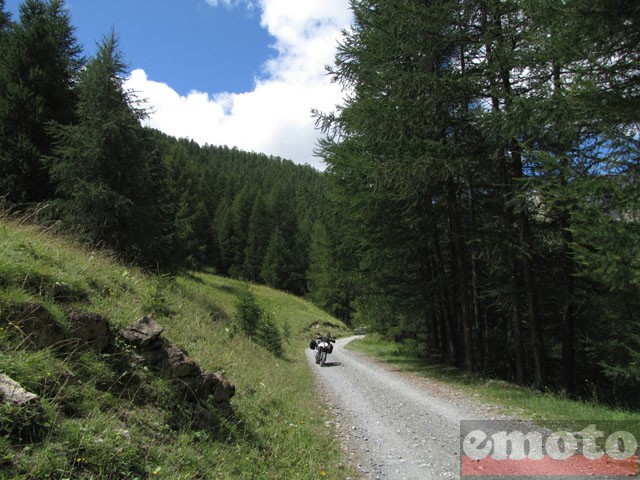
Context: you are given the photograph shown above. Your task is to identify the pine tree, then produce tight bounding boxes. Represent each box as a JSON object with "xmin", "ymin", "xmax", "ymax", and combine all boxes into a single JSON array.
[
  {"xmin": 261, "ymin": 228, "xmax": 289, "ymax": 291},
  {"xmin": 314, "ymin": 0, "xmax": 640, "ymax": 404},
  {"xmin": 229, "ymin": 185, "xmax": 255, "ymax": 278},
  {"xmin": 48, "ymin": 31, "xmax": 157, "ymax": 261},
  {"xmin": 0, "ymin": 0, "xmax": 83, "ymax": 203},
  {"xmin": 316, "ymin": 0, "xmax": 486, "ymax": 366},
  {"xmin": 243, "ymin": 191, "xmax": 271, "ymax": 282}
]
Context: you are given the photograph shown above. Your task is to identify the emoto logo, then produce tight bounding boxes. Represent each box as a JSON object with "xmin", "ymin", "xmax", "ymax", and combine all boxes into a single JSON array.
[{"xmin": 460, "ymin": 421, "xmax": 639, "ymax": 478}]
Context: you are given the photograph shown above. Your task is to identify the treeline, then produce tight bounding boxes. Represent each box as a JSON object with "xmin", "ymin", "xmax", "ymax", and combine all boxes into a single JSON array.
[
  {"xmin": 0, "ymin": 0, "xmax": 320, "ymax": 295},
  {"xmin": 311, "ymin": 0, "xmax": 640, "ymax": 406}
]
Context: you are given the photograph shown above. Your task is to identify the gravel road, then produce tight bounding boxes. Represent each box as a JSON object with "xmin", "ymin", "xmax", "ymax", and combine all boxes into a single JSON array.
[{"xmin": 306, "ymin": 336, "xmax": 507, "ymax": 480}]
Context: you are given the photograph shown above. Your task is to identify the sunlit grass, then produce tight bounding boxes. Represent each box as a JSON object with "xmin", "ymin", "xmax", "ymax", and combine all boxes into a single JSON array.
[{"xmin": 0, "ymin": 215, "xmax": 355, "ymax": 479}]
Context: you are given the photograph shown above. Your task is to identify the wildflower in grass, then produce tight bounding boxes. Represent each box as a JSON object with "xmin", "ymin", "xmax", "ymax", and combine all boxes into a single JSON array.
[{"xmin": 320, "ymin": 470, "xmax": 327, "ymax": 477}]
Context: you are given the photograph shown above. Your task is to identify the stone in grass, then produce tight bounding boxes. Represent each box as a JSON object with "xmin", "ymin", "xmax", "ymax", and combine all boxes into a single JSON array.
[
  {"xmin": 0, "ymin": 373, "xmax": 46, "ymax": 442},
  {"xmin": 0, "ymin": 374, "xmax": 39, "ymax": 406},
  {"xmin": 67, "ymin": 310, "xmax": 114, "ymax": 353}
]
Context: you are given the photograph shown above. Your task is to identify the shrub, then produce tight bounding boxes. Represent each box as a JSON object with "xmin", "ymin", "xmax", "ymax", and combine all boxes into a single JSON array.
[
  {"xmin": 234, "ymin": 285, "xmax": 284, "ymax": 357},
  {"xmin": 256, "ymin": 311, "xmax": 284, "ymax": 358},
  {"xmin": 234, "ymin": 284, "xmax": 262, "ymax": 337}
]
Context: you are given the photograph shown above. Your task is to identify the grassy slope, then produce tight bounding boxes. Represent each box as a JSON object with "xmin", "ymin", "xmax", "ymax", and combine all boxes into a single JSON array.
[
  {"xmin": 0, "ymin": 216, "xmax": 353, "ymax": 479},
  {"xmin": 348, "ymin": 335, "xmax": 640, "ymax": 424}
]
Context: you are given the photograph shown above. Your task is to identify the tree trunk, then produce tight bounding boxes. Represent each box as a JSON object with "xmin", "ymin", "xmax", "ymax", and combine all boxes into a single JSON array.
[
  {"xmin": 447, "ymin": 177, "xmax": 475, "ymax": 371},
  {"xmin": 431, "ymin": 218, "xmax": 458, "ymax": 365},
  {"xmin": 561, "ymin": 210, "xmax": 575, "ymax": 393},
  {"xmin": 511, "ymin": 299, "xmax": 526, "ymax": 385},
  {"xmin": 510, "ymin": 141, "xmax": 546, "ymax": 390},
  {"xmin": 466, "ymin": 175, "xmax": 484, "ymax": 371}
]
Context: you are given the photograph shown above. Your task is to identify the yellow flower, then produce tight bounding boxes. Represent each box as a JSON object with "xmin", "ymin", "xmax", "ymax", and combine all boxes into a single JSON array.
[{"xmin": 320, "ymin": 471, "xmax": 327, "ymax": 477}]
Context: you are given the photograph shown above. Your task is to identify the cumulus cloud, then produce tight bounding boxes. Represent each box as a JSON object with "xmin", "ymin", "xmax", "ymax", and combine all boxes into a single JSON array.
[{"xmin": 125, "ymin": 0, "xmax": 352, "ymax": 170}]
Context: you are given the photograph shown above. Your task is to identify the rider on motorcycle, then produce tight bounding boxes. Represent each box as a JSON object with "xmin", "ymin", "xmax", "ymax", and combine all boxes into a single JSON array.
[{"xmin": 311, "ymin": 332, "xmax": 335, "ymax": 366}]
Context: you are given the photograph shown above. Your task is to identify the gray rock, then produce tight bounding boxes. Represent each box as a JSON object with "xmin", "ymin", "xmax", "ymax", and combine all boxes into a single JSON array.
[
  {"xmin": 0, "ymin": 374, "xmax": 39, "ymax": 405},
  {"xmin": 119, "ymin": 315, "xmax": 164, "ymax": 347},
  {"xmin": 67, "ymin": 310, "xmax": 114, "ymax": 352}
]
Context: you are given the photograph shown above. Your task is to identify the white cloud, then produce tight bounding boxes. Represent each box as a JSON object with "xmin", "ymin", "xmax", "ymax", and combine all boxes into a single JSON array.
[
  {"xmin": 124, "ymin": 0, "xmax": 352, "ymax": 170},
  {"xmin": 204, "ymin": 0, "xmax": 250, "ymax": 8}
]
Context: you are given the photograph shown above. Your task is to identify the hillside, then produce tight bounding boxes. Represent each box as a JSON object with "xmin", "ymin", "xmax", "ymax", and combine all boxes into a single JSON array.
[{"xmin": 0, "ymin": 215, "xmax": 353, "ymax": 479}]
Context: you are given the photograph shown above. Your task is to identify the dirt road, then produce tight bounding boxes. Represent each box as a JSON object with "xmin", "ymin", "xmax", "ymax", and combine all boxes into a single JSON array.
[{"xmin": 306, "ymin": 336, "xmax": 505, "ymax": 480}]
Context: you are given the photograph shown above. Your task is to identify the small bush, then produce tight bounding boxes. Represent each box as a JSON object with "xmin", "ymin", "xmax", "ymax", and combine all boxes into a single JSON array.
[
  {"xmin": 143, "ymin": 275, "xmax": 176, "ymax": 318},
  {"xmin": 256, "ymin": 311, "xmax": 284, "ymax": 358},
  {"xmin": 235, "ymin": 284, "xmax": 262, "ymax": 337},
  {"xmin": 234, "ymin": 285, "xmax": 284, "ymax": 357}
]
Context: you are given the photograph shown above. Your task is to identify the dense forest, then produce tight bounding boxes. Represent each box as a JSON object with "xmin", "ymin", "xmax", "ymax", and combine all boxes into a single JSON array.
[
  {"xmin": 311, "ymin": 0, "xmax": 640, "ymax": 407},
  {"xmin": 1, "ymin": 0, "xmax": 639, "ymax": 408},
  {"xmin": 0, "ymin": 0, "xmax": 321, "ymax": 296}
]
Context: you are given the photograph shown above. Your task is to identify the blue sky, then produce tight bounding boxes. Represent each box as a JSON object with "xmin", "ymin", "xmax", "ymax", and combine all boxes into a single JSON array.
[{"xmin": 4, "ymin": 0, "xmax": 353, "ymax": 169}]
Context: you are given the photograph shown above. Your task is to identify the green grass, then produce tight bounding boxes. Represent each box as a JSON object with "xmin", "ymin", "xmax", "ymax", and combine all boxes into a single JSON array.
[
  {"xmin": 347, "ymin": 335, "xmax": 640, "ymax": 425},
  {"xmin": 0, "ymin": 215, "xmax": 354, "ymax": 479}
]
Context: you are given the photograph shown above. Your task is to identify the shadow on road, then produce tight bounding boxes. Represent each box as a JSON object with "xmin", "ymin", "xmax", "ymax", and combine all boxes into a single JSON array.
[{"xmin": 321, "ymin": 361, "xmax": 343, "ymax": 367}]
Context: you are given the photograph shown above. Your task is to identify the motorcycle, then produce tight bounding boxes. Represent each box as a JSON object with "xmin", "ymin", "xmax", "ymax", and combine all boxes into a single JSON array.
[{"xmin": 310, "ymin": 333, "xmax": 335, "ymax": 366}]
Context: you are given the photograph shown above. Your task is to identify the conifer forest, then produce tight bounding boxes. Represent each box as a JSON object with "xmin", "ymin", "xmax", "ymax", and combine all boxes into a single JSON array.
[{"xmin": 1, "ymin": 0, "xmax": 639, "ymax": 407}]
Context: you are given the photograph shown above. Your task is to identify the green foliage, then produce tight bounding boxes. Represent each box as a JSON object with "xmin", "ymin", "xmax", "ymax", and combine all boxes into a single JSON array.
[
  {"xmin": 261, "ymin": 227, "xmax": 289, "ymax": 290},
  {"xmin": 234, "ymin": 283, "xmax": 285, "ymax": 357},
  {"xmin": 0, "ymin": 398, "xmax": 48, "ymax": 443},
  {"xmin": 48, "ymin": 31, "xmax": 165, "ymax": 266},
  {"xmin": 0, "ymin": 0, "xmax": 83, "ymax": 203},
  {"xmin": 235, "ymin": 283, "xmax": 262, "ymax": 336},
  {"xmin": 142, "ymin": 274, "xmax": 176, "ymax": 319},
  {"xmin": 257, "ymin": 310, "xmax": 284, "ymax": 358},
  {"xmin": 314, "ymin": 0, "xmax": 640, "ymax": 407},
  {"xmin": 0, "ymin": 0, "xmax": 323, "ymax": 284}
]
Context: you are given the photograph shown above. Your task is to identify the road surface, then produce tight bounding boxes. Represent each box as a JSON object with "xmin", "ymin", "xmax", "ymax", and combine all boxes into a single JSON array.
[{"xmin": 306, "ymin": 336, "xmax": 505, "ymax": 480}]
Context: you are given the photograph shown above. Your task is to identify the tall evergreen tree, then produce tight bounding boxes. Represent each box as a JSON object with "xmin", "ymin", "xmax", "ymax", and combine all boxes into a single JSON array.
[
  {"xmin": 243, "ymin": 191, "xmax": 271, "ymax": 282},
  {"xmin": 316, "ymin": 0, "xmax": 487, "ymax": 367},
  {"xmin": 48, "ymin": 31, "xmax": 158, "ymax": 262},
  {"xmin": 0, "ymin": 0, "xmax": 83, "ymax": 203},
  {"xmin": 261, "ymin": 227, "xmax": 290, "ymax": 291}
]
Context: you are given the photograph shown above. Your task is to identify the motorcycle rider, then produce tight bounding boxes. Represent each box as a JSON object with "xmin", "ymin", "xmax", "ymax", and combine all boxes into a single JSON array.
[{"xmin": 313, "ymin": 331, "xmax": 335, "ymax": 366}]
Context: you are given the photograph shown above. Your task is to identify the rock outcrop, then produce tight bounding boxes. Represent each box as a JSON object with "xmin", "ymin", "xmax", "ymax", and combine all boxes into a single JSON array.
[
  {"xmin": 1, "ymin": 302, "xmax": 235, "ymax": 426},
  {"xmin": 119, "ymin": 316, "xmax": 235, "ymax": 408}
]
